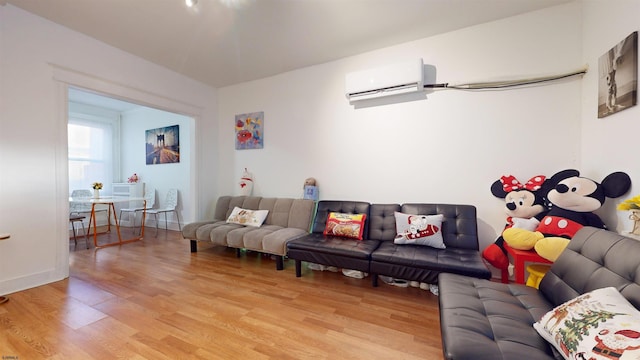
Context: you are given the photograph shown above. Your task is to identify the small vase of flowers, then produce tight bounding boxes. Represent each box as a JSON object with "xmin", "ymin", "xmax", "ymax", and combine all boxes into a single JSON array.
[
  {"xmin": 618, "ymin": 195, "xmax": 640, "ymax": 235},
  {"xmin": 92, "ymin": 182, "xmax": 103, "ymax": 198}
]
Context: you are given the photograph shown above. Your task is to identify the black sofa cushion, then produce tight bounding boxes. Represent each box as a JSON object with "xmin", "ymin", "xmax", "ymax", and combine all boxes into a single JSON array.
[
  {"xmin": 438, "ymin": 273, "xmax": 556, "ymax": 360},
  {"xmin": 286, "ymin": 232, "xmax": 380, "ymax": 260},
  {"xmin": 286, "ymin": 236, "xmax": 378, "ymax": 275},
  {"xmin": 366, "ymin": 203, "xmax": 401, "ymax": 241},
  {"xmin": 371, "ymin": 242, "xmax": 491, "ymax": 283}
]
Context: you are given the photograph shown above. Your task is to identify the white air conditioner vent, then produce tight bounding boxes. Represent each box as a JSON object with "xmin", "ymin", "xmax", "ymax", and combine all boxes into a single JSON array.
[{"xmin": 345, "ymin": 59, "xmax": 424, "ymax": 102}]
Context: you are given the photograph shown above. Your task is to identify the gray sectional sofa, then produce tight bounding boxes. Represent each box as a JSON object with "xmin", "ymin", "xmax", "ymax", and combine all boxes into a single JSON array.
[
  {"xmin": 182, "ymin": 196, "xmax": 316, "ymax": 270},
  {"xmin": 438, "ymin": 227, "xmax": 640, "ymax": 360}
]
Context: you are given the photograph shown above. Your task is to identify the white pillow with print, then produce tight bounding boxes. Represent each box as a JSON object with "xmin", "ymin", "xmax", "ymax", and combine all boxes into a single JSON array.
[
  {"xmin": 533, "ymin": 287, "xmax": 640, "ymax": 360},
  {"xmin": 226, "ymin": 207, "xmax": 268, "ymax": 227},
  {"xmin": 394, "ymin": 212, "xmax": 445, "ymax": 249}
]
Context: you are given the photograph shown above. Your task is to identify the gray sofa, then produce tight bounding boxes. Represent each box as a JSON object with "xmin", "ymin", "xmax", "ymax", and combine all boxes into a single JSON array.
[
  {"xmin": 438, "ymin": 226, "xmax": 640, "ymax": 360},
  {"xmin": 182, "ymin": 196, "xmax": 316, "ymax": 270},
  {"xmin": 286, "ymin": 200, "xmax": 491, "ymax": 287}
]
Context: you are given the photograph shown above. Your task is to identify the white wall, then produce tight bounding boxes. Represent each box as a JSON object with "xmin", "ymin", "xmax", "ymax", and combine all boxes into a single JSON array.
[
  {"xmin": 121, "ymin": 107, "xmax": 192, "ymax": 230},
  {"xmin": 3, "ymin": 0, "xmax": 638, "ymax": 291},
  {"xmin": 581, "ymin": 0, "xmax": 640, "ymax": 233},
  {"xmin": 218, "ymin": 2, "xmax": 584, "ymax": 255},
  {"xmin": 0, "ymin": 5, "xmax": 218, "ymax": 295}
]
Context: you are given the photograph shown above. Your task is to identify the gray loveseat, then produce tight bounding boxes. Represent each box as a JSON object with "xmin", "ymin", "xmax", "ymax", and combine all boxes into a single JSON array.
[
  {"xmin": 438, "ymin": 226, "xmax": 640, "ymax": 360},
  {"xmin": 182, "ymin": 196, "xmax": 316, "ymax": 270}
]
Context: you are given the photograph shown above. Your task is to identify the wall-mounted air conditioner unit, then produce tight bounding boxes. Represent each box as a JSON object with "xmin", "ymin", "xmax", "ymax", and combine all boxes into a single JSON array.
[{"xmin": 345, "ymin": 58, "xmax": 424, "ymax": 102}]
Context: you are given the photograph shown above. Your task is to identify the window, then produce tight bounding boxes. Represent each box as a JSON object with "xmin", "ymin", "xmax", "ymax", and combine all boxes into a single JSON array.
[{"xmin": 68, "ymin": 113, "xmax": 119, "ymax": 195}]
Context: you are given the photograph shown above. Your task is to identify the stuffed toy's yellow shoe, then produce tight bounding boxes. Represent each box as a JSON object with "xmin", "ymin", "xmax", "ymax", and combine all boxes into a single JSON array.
[
  {"xmin": 503, "ymin": 228, "xmax": 544, "ymax": 250},
  {"xmin": 534, "ymin": 237, "xmax": 570, "ymax": 262}
]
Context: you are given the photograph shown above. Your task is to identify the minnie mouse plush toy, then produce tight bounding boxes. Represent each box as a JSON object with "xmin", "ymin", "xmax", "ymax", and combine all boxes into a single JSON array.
[{"xmin": 483, "ymin": 175, "xmax": 548, "ymax": 275}]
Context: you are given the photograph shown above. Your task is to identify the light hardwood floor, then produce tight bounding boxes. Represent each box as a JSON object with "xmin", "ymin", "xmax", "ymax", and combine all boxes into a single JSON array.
[{"xmin": 0, "ymin": 229, "xmax": 444, "ymax": 359}]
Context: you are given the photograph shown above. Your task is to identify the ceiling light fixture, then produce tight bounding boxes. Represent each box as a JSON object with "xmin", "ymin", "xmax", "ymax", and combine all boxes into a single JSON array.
[{"xmin": 185, "ymin": 0, "xmax": 198, "ymax": 7}]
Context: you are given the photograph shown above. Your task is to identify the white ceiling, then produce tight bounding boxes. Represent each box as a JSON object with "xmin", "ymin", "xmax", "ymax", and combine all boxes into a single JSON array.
[{"xmin": 6, "ymin": 0, "xmax": 572, "ymax": 89}]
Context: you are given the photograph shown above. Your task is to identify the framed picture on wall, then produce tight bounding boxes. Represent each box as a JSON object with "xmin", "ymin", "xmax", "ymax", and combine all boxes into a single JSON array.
[
  {"xmin": 146, "ymin": 124, "xmax": 180, "ymax": 164},
  {"xmin": 597, "ymin": 31, "xmax": 638, "ymax": 118},
  {"xmin": 235, "ymin": 111, "xmax": 264, "ymax": 150}
]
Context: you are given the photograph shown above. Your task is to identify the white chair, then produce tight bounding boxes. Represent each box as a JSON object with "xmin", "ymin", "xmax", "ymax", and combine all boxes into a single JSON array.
[
  {"xmin": 147, "ymin": 188, "xmax": 181, "ymax": 237},
  {"xmin": 70, "ymin": 189, "xmax": 109, "ymax": 227},
  {"xmin": 119, "ymin": 186, "xmax": 155, "ymax": 234}
]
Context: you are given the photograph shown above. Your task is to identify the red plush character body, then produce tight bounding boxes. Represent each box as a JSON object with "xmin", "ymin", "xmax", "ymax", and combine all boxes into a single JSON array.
[{"xmin": 482, "ymin": 175, "xmax": 548, "ymax": 271}]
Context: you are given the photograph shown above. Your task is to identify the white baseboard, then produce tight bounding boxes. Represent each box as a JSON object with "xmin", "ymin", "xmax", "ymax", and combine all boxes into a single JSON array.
[{"xmin": 143, "ymin": 219, "xmax": 181, "ymax": 232}]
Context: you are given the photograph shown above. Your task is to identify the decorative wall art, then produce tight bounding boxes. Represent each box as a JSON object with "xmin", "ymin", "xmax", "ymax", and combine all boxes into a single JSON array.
[
  {"xmin": 235, "ymin": 112, "xmax": 264, "ymax": 150},
  {"xmin": 146, "ymin": 124, "xmax": 180, "ymax": 165},
  {"xmin": 598, "ymin": 31, "xmax": 638, "ymax": 118}
]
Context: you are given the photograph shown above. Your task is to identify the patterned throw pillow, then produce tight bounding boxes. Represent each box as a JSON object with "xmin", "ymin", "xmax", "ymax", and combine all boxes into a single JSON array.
[
  {"xmin": 226, "ymin": 207, "xmax": 269, "ymax": 227},
  {"xmin": 323, "ymin": 212, "xmax": 366, "ymax": 240},
  {"xmin": 393, "ymin": 212, "xmax": 445, "ymax": 249},
  {"xmin": 533, "ymin": 287, "xmax": 640, "ymax": 360}
]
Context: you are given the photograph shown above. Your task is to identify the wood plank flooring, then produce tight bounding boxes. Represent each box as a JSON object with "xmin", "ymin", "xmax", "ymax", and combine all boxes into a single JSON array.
[{"xmin": 0, "ymin": 229, "xmax": 444, "ymax": 359}]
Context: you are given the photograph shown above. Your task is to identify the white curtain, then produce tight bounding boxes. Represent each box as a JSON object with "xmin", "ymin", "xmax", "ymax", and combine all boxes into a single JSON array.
[{"xmin": 68, "ymin": 118, "xmax": 114, "ymax": 195}]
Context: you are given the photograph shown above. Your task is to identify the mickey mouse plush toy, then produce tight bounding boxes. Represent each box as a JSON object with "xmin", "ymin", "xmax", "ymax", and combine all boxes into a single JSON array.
[
  {"xmin": 482, "ymin": 175, "xmax": 548, "ymax": 274},
  {"xmin": 503, "ymin": 169, "xmax": 632, "ymax": 261}
]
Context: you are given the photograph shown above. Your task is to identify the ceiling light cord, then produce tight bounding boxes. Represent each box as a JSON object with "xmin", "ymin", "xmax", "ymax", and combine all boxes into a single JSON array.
[{"xmin": 424, "ymin": 66, "xmax": 588, "ymax": 90}]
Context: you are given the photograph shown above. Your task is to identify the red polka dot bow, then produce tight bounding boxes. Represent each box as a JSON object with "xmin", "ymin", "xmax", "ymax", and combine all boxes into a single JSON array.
[{"xmin": 500, "ymin": 175, "xmax": 546, "ymax": 192}]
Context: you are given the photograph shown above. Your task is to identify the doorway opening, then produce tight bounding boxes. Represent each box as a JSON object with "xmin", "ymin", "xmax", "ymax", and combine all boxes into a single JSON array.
[{"xmin": 67, "ymin": 87, "xmax": 194, "ymax": 233}]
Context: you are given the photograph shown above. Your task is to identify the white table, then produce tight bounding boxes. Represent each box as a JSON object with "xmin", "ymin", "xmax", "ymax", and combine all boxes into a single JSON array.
[{"xmin": 69, "ymin": 196, "xmax": 147, "ymax": 248}]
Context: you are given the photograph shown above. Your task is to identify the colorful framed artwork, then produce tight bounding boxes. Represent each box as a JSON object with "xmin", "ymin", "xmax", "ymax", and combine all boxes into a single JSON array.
[
  {"xmin": 146, "ymin": 124, "xmax": 180, "ymax": 164},
  {"xmin": 235, "ymin": 112, "xmax": 264, "ymax": 150},
  {"xmin": 598, "ymin": 31, "xmax": 638, "ymax": 118}
]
